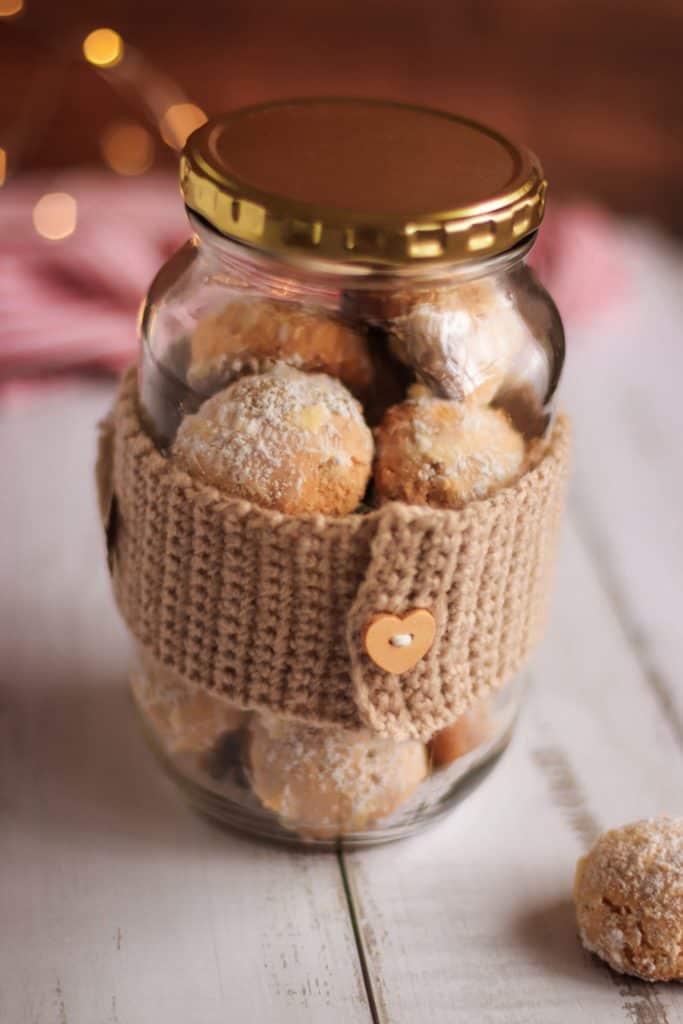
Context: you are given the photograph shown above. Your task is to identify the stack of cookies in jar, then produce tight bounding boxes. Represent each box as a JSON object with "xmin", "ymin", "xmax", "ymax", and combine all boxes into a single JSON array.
[{"xmin": 132, "ymin": 274, "xmax": 552, "ymax": 841}]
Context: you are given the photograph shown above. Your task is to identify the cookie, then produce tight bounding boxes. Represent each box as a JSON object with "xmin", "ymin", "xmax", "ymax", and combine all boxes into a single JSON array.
[
  {"xmin": 131, "ymin": 652, "xmax": 245, "ymax": 755},
  {"xmin": 374, "ymin": 393, "xmax": 525, "ymax": 508},
  {"xmin": 189, "ymin": 296, "xmax": 375, "ymax": 402},
  {"xmin": 248, "ymin": 713, "xmax": 428, "ymax": 839},
  {"xmin": 574, "ymin": 816, "xmax": 683, "ymax": 981},
  {"xmin": 172, "ymin": 364, "xmax": 374, "ymax": 515},
  {"xmin": 428, "ymin": 698, "xmax": 493, "ymax": 768},
  {"xmin": 346, "ymin": 278, "xmax": 543, "ymax": 405}
]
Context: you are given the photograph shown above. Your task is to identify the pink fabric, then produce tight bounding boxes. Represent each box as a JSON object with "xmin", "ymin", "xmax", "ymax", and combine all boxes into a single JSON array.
[
  {"xmin": 0, "ymin": 172, "xmax": 626, "ymax": 387},
  {"xmin": 0, "ymin": 173, "xmax": 186, "ymax": 383},
  {"xmin": 527, "ymin": 201, "xmax": 625, "ymax": 324}
]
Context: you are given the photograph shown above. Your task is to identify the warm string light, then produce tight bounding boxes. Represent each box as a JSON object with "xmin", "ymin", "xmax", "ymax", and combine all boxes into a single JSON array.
[
  {"xmin": 0, "ymin": 0, "xmax": 24, "ymax": 17},
  {"xmin": 81, "ymin": 29, "xmax": 206, "ymax": 153},
  {"xmin": 101, "ymin": 120, "xmax": 155, "ymax": 176},
  {"xmin": 82, "ymin": 28, "xmax": 124, "ymax": 69},
  {"xmin": 0, "ymin": 24, "xmax": 207, "ymax": 237},
  {"xmin": 32, "ymin": 192, "xmax": 78, "ymax": 240},
  {"xmin": 159, "ymin": 103, "xmax": 207, "ymax": 149}
]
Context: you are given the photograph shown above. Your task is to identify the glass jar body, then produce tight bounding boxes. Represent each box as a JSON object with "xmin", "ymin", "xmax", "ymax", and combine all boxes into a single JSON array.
[
  {"xmin": 131, "ymin": 649, "xmax": 527, "ymax": 847},
  {"xmin": 132, "ymin": 217, "xmax": 564, "ymax": 847},
  {"xmin": 140, "ymin": 218, "xmax": 564, "ymax": 449}
]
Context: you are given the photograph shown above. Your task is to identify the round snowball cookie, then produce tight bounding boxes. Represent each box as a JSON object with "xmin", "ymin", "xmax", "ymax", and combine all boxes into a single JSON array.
[
  {"xmin": 574, "ymin": 817, "xmax": 683, "ymax": 981},
  {"xmin": 188, "ymin": 296, "xmax": 375, "ymax": 402},
  {"xmin": 428, "ymin": 698, "xmax": 493, "ymax": 769},
  {"xmin": 172, "ymin": 364, "xmax": 374, "ymax": 515},
  {"xmin": 383, "ymin": 278, "xmax": 546, "ymax": 405},
  {"xmin": 131, "ymin": 652, "xmax": 245, "ymax": 755},
  {"xmin": 374, "ymin": 394, "xmax": 526, "ymax": 508},
  {"xmin": 248, "ymin": 714, "xmax": 428, "ymax": 840}
]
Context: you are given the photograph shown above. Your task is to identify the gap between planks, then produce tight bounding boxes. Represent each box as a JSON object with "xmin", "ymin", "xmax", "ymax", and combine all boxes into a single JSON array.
[
  {"xmin": 338, "ymin": 513, "xmax": 683, "ymax": 1024},
  {"xmin": 338, "ymin": 850, "xmax": 382, "ymax": 1024}
]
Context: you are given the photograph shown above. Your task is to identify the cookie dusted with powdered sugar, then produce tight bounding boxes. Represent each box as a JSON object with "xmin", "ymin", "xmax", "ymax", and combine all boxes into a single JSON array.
[
  {"xmin": 188, "ymin": 296, "xmax": 375, "ymax": 403},
  {"xmin": 132, "ymin": 650, "xmax": 245, "ymax": 755},
  {"xmin": 172, "ymin": 364, "xmax": 374, "ymax": 515},
  {"xmin": 248, "ymin": 713, "xmax": 428, "ymax": 840},
  {"xmin": 574, "ymin": 816, "xmax": 683, "ymax": 981},
  {"xmin": 345, "ymin": 278, "xmax": 547, "ymax": 407},
  {"xmin": 374, "ymin": 391, "xmax": 525, "ymax": 509},
  {"xmin": 428, "ymin": 698, "xmax": 493, "ymax": 768}
]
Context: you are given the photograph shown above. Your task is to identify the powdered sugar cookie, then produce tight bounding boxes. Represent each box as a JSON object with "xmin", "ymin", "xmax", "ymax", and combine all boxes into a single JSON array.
[
  {"xmin": 574, "ymin": 816, "xmax": 683, "ymax": 981},
  {"xmin": 429, "ymin": 698, "xmax": 493, "ymax": 768},
  {"xmin": 189, "ymin": 296, "xmax": 375, "ymax": 402},
  {"xmin": 347, "ymin": 278, "xmax": 547, "ymax": 406},
  {"xmin": 374, "ymin": 393, "xmax": 525, "ymax": 508},
  {"xmin": 131, "ymin": 652, "xmax": 245, "ymax": 755},
  {"xmin": 248, "ymin": 713, "xmax": 428, "ymax": 839},
  {"xmin": 172, "ymin": 364, "xmax": 374, "ymax": 515}
]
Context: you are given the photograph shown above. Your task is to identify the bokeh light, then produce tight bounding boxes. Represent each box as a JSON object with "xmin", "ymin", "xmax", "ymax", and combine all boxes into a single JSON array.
[
  {"xmin": 32, "ymin": 193, "xmax": 78, "ymax": 241},
  {"xmin": 82, "ymin": 28, "xmax": 124, "ymax": 69},
  {"xmin": 0, "ymin": 0, "xmax": 24, "ymax": 16},
  {"xmin": 101, "ymin": 121, "xmax": 155, "ymax": 176},
  {"xmin": 0, "ymin": 148, "xmax": 6, "ymax": 187},
  {"xmin": 159, "ymin": 103, "xmax": 207, "ymax": 149}
]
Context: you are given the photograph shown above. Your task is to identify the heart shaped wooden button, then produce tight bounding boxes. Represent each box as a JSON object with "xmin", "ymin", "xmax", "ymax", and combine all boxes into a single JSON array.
[{"xmin": 363, "ymin": 609, "xmax": 436, "ymax": 675}]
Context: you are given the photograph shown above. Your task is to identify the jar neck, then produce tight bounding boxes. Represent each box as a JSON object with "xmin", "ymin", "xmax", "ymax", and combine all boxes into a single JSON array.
[{"xmin": 188, "ymin": 209, "xmax": 536, "ymax": 298}]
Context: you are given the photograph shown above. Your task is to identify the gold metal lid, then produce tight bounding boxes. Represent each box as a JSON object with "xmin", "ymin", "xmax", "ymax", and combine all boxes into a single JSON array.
[{"xmin": 180, "ymin": 98, "xmax": 546, "ymax": 268}]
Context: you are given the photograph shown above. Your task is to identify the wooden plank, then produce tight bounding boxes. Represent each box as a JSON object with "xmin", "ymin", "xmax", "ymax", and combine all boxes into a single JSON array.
[
  {"xmin": 338, "ymin": 231, "xmax": 683, "ymax": 1023},
  {"xmin": 2, "ymin": 220, "xmax": 681, "ymax": 1023},
  {"xmin": 563, "ymin": 228, "xmax": 683, "ymax": 741},
  {"xmin": 0, "ymin": 384, "xmax": 371, "ymax": 1024},
  {"xmin": 343, "ymin": 519, "xmax": 683, "ymax": 1024}
]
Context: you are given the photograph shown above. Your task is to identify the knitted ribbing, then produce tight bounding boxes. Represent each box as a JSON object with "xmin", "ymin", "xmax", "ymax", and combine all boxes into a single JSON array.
[{"xmin": 97, "ymin": 368, "xmax": 570, "ymax": 740}]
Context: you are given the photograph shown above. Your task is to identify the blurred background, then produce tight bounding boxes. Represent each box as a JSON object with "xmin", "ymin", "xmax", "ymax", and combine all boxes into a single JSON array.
[
  {"xmin": 0, "ymin": 0, "xmax": 681, "ymax": 381},
  {"xmin": 2, "ymin": 0, "xmax": 682, "ymax": 225}
]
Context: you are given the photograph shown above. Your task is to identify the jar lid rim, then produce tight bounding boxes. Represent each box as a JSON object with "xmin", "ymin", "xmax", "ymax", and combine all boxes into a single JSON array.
[{"xmin": 180, "ymin": 98, "xmax": 546, "ymax": 267}]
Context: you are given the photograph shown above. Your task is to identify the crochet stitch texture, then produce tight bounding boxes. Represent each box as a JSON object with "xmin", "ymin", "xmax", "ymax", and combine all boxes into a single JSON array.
[{"xmin": 97, "ymin": 368, "xmax": 570, "ymax": 740}]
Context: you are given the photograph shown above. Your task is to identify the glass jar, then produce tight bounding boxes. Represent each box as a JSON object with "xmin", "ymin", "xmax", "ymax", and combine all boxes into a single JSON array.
[{"xmin": 127, "ymin": 99, "xmax": 565, "ymax": 847}]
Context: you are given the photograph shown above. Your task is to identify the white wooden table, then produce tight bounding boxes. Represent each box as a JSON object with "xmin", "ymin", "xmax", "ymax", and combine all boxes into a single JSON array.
[{"xmin": 2, "ymin": 225, "xmax": 682, "ymax": 1023}]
